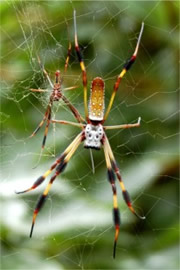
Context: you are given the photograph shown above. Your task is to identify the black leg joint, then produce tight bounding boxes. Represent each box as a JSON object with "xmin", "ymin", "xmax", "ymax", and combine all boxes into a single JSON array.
[
  {"xmin": 48, "ymin": 111, "xmax": 51, "ymax": 120},
  {"xmin": 75, "ymin": 47, "xmax": 83, "ymax": 63},
  {"xmin": 124, "ymin": 56, "xmax": 135, "ymax": 70},
  {"xmin": 113, "ymin": 208, "xmax": 120, "ymax": 225},
  {"xmin": 33, "ymin": 176, "xmax": 45, "ymax": 187},
  {"xmin": 42, "ymin": 136, "xmax": 47, "ymax": 147},
  {"xmin": 122, "ymin": 190, "xmax": 131, "ymax": 204},
  {"xmin": 107, "ymin": 169, "xmax": 115, "ymax": 183},
  {"xmin": 56, "ymin": 161, "xmax": 67, "ymax": 173},
  {"xmin": 35, "ymin": 194, "xmax": 47, "ymax": 211}
]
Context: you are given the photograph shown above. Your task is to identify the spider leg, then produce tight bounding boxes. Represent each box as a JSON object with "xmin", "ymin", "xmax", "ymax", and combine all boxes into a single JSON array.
[
  {"xmin": 103, "ymin": 138, "xmax": 120, "ymax": 259},
  {"xmin": 105, "ymin": 135, "xmax": 145, "ymax": 220},
  {"xmin": 74, "ymin": 10, "xmax": 88, "ymax": 120},
  {"xmin": 41, "ymin": 104, "xmax": 52, "ymax": 149},
  {"xmin": 61, "ymin": 94, "xmax": 85, "ymax": 123},
  {"xmin": 16, "ymin": 132, "xmax": 83, "ymax": 194},
  {"xmin": 51, "ymin": 119, "xmax": 85, "ymax": 129},
  {"xmin": 29, "ymin": 104, "xmax": 51, "ymax": 138},
  {"xmin": 30, "ymin": 131, "xmax": 84, "ymax": 237},
  {"xmin": 64, "ymin": 40, "xmax": 71, "ymax": 73},
  {"xmin": 64, "ymin": 20, "xmax": 72, "ymax": 73},
  {"xmin": 37, "ymin": 55, "xmax": 54, "ymax": 88},
  {"xmin": 104, "ymin": 117, "xmax": 141, "ymax": 130},
  {"xmin": 30, "ymin": 89, "xmax": 49, "ymax": 93},
  {"xmin": 104, "ymin": 22, "xmax": 144, "ymax": 121},
  {"xmin": 60, "ymin": 18, "xmax": 85, "ymax": 123},
  {"xmin": 63, "ymin": 86, "xmax": 78, "ymax": 91}
]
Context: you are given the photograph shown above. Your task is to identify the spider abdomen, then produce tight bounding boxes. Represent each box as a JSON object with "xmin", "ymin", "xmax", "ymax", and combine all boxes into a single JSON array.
[
  {"xmin": 89, "ymin": 77, "xmax": 105, "ymax": 121},
  {"xmin": 84, "ymin": 123, "xmax": 104, "ymax": 150}
]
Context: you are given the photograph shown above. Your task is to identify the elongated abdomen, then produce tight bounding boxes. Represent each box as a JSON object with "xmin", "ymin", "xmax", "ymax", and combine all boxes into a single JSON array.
[{"xmin": 89, "ymin": 77, "xmax": 105, "ymax": 121}]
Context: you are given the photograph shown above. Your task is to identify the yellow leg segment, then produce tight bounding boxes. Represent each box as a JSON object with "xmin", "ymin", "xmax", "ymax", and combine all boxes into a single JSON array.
[
  {"xmin": 29, "ymin": 131, "xmax": 84, "ymax": 238},
  {"xmin": 104, "ymin": 22, "xmax": 144, "ymax": 122},
  {"xmin": 74, "ymin": 10, "xmax": 88, "ymax": 120},
  {"xmin": 104, "ymin": 134, "xmax": 145, "ymax": 220},
  {"xmin": 16, "ymin": 133, "xmax": 83, "ymax": 195}
]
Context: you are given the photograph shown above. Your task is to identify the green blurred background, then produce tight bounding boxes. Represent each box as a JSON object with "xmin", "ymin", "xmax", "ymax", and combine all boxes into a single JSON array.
[{"xmin": 1, "ymin": 1, "xmax": 179, "ymax": 269}]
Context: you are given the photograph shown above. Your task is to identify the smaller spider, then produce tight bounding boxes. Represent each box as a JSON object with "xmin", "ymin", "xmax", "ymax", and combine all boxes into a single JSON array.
[
  {"xmin": 16, "ymin": 11, "xmax": 145, "ymax": 258},
  {"xmin": 29, "ymin": 31, "xmax": 84, "ymax": 150}
]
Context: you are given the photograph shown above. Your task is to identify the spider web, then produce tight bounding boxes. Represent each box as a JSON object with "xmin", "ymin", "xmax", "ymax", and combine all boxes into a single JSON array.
[{"xmin": 1, "ymin": 1, "xmax": 179, "ymax": 269}]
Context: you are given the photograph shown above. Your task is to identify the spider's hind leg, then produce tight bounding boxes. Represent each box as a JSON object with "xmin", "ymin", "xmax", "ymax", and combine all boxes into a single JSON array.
[
  {"xmin": 103, "ymin": 139, "xmax": 120, "ymax": 259},
  {"xmin": 16, "ymin": 132, "xmax": 83, "ymax": 195},
  {"xmin": 29, "ymin": 131, "xmax": 84, "ymax": 237},
  {"xmin": 105, "ymin": 135, "xmax": 145, "ymax": 220}
]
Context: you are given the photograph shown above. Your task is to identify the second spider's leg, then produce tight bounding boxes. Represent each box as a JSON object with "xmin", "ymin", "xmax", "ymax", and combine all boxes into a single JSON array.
[
  {"xmin": 103, "ymin": 138, "xmax": 120, "ymax": 259},
  {"xmin": 16, "ymin": 132, "xmax": 83, "ymax": 194},
  {"xmin": 74, "ymin": 10, "xmax": 88, "ymax": 120},
  {"xmin": 41, "ymin": 104, "xmax": 52, "ymax": 149},
  {"xmin": 62, "ymin": 86, "xmax": 78, "ymax": 91},
  {"xmin": 104, "ymin": 22, "xmax": 144, "ymax": 121},
  {"xmin": 104, "ymin": 117, "xmax": 141, "ymax": 130},
  {"xmin": 61, "ymin": 94, "xmax": 85, "ymax": 123},
  {"xmin": 29, "ymin": 131, "xmax": 84, "ymax": 237},
  {"xmin": 30, "ymin": 104, "xmax": 51, "ymax": 138},
  {"xmin": 30, "ymin": 89, "xmax": 49, "ymax": 93},
  {"xmin": 37, "ymin": 55, "xmax": 54, "ymax": 88},
  {"xmin": 105, "ymin": 135, "xmax": 145, "ymax": 220},
  {"xmin": 64, "ymin": 40, "xmax": 71, "ymax": 73},
  {"xmin": 64, "ymin": 20, "xmax": 72, "ymax": 73}
]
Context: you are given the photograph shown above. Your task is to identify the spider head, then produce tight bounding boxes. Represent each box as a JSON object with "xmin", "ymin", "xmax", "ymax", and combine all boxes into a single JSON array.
[
  {"xmin": 55, "ymin": 70, "xmax": 61, "ymax": 84},
  {"xmin": 84, "ymin": 123, "xmax": 104, "ymax": 150}
]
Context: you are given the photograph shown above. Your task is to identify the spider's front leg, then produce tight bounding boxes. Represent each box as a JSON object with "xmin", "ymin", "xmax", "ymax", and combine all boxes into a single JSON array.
[
  {"xmin": 74, "ymin": 10, "xmax": 88, "ymax": 120},
  {"xmin": 104, "ymin": 22, "xmax": 144, "ymax": 121},
  {"xmin": 64, "ymin": 20, "xmax": 72, "ymax": 73}
]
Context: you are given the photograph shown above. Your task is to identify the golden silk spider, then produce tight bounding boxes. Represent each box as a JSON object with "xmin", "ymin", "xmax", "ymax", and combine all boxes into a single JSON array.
[{"xmin": 16, "ymin": 11, "xmax": 145, "ymax": 258}]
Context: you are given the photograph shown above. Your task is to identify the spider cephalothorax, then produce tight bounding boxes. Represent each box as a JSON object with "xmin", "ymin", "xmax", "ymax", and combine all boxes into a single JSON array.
[
  {"xmin": 16, "ymin": 10, "xmax": 145, "ymax": 259},
  {"xmin": 84, "ymin": 123, "xmax": 104, "ymax": 149},
  {"xmin": 52, "ymin": 70, "xmax": 62, "ymax": 101}
]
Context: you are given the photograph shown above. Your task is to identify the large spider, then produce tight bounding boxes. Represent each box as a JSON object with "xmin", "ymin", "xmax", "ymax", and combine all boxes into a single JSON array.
[
  {"xmin": 29, "ymin": 32, "xmax": 84, "ymax": 150},
  {"xmin": 16, "ymin": 11, "xmax": 145, "ymax": 258}
]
